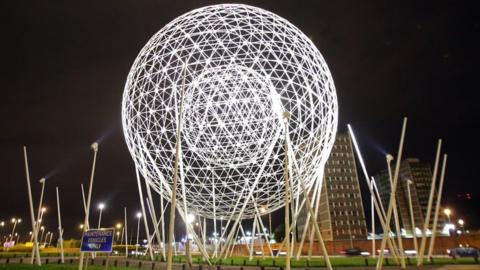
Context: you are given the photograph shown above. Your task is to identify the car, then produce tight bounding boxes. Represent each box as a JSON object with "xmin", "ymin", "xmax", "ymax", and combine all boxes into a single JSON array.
[
  {"xmin": 447, "ymin": 246, "xmax": 480, "ymax": 259},
  {"xmin": 341, "ymin": 247, "xmax": 363, "ymax": 256}
]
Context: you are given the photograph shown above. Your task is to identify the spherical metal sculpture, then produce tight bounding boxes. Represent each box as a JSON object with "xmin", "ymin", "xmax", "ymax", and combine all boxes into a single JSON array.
[{"xmin": 122, "ymin": 4, "xmax": 338, "ymax": 219}]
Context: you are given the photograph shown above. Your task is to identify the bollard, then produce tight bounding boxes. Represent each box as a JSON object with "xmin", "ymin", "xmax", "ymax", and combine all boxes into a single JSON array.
[
  {"xmin": 261, "ymin": 266, "xmax": 265, "ymax": 270},
  {"xmin": 199, "ymin": 264, "xmax": 203, "ymax": 270},
  {"xmin": 114, "ymin": 260, "xmax": 118, "ymax": 267},
  {"xmin": 183, "ymin": 264, "xmax": 186, "ymax": 270},
  {"xmin": 406, "ymin": 257, "xmax": 411, "ymax": 265},
  {"xmin": 256, "ymin": 259, "xmax": 260, "ymax": 266},
  {"xmin": 231, "ymin": 259, "xmax": 234, "ymax": 265},
  {"xmin": 139, "ymin": 261, "xmax": 143, "ymax": 268},
  {"xmin": 306, "ymin": 260, "xmax": 309, "ymax": 267},
  {"xmin": 474, "ymin": 256, "xmax": 478, "ymax": 264},
  {"xmin": 6, "ymin": 258, "xmax": 9, "ymax": 264},
  {"xmin": 20, "ymin": 258, "xmax": 23, "ymax": 264},
  {"xmin": 280, "ymin": 267, "xmax": 284, "ymax": 270},
  {"xmin": 385, "ymin": 258, "xmax": 389, "ymax": 266},
  {"xmin": 58, "ymin": 259, "xmax": 61, "ymax": 264},
  {"xmin": 70, "ymin": 258, "xmax": 74, "ymax": 264},
  {"xmin": 429, "ymin": 256, "xmax": 434, "ymax": 264},
  {"xmin": 243, "ymin": 259, "xmax": 246, "ymax": 266},
  {"xmin": 126, "ymin": 260, "xmax": 130, "ymax": 267},
  {"xmin": 152, "ymin": 262, "xmax": 156, "ymax": 269},
  {"xmin": 217, "ymin": 265, "xmax": 221, "ymax": 270},
  {"xmin": 364, "ymin": 257, "xmax": 368, "ymax": 266},
  {"xmin": 103, "ymin": 259, "xmax": 107, "ymax": 266},
  {"xmin": 46, "ymin": 259, "xmax": 49, "ymax": 264}
]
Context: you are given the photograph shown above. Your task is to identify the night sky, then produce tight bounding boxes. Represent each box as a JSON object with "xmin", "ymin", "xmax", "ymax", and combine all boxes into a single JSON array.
[{"xmin": 1, "ymin": 1, "xmax": 479, "ymax": 240}]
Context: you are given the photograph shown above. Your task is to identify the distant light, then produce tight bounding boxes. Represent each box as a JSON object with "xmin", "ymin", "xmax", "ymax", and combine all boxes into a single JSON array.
[
  {"xmin": 98, "ymin": 203, "xmax": 105, "ymax": 210},
  {"xmin": 186, "ymin": 214, "xmax": 195, "ymax": 224},
  {"xmin": 136, "ymin": 212, "xmax": 142, "ymax": 218}
]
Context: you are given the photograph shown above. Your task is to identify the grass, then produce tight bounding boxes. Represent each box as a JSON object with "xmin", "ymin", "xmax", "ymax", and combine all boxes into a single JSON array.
[
  {"xmin": 0, "ymin": 255, "xmax": 478, "ymax": 268},
  {"xmin": 0, "ymin": 265, "xmax": 134, "ymax": 270}
]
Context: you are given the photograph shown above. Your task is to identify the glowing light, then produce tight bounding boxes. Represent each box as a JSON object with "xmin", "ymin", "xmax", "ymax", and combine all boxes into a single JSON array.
[
  {"xmin": 136, "ymin": 212, "xmax": 142, "ymax": 219},
  {"xmin": 98, "ymin": 203, "xmax": 105, "ymax": 210},
  {"xmin": 122, "ymin": 4, "xmax": 338, "ymax": 219},
  {"xmin": 443, "ymin": 208, "xmax": 451, "ymax": 216}
]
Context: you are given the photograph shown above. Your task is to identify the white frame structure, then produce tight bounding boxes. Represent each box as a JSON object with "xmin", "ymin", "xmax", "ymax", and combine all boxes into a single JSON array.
[{"xmin": 122, "ymin": 4, "xmax": 338, "ymax": 263}]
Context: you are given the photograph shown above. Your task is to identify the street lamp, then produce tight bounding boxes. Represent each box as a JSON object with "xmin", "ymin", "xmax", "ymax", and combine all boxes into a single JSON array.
[
  {"xmin": 135, "ymin": 212, "xmax": 142, "ymax": 257},
  {"xmin": 443, "ymin": 208, "xmax": 452, "ymax": 223},
  {"xmin": 40, "ymin": 226, "xmax": 45, "ymax": 244},
  {"xmin": 10, "ymin": 218, "xmax": 21, "ymax": 242},
  {"xmin": 116, "ymin": 223, "xmax": 122, "ymax": 241},
  {"xmin": 97, "ymin": 203, "xmax": 105, "ymax": 228}
]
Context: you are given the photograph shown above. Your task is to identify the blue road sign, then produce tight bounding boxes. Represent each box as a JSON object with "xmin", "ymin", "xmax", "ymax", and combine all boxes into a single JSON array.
[{"xmin": 80, "ymin": 228, "xmax": 114, "ymax": 253}]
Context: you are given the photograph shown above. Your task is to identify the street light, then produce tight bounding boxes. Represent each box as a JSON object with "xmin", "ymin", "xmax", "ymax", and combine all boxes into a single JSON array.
[
  {"xmin": 40, "ymin": 226, "xmax": 45, "ymax": 244},
  {"xmin": 135, "ymin": 212, "xmax": 142, "ymax": 257},
  {"xmin": 458, "ymin": 219, "xmax": 464, "ymax": 227},
  {"xmin": 97, "ymin": 203, "xmax": 105, "ymax": 228},
  {"xmin": 116, "ymin": 223, "xmax": 122, "ymax": 241},
  {"xmin": 10, "ymin": 218, "xmax": 21, "ymax": 242},
  {"xmin": 443, "ymin": 208, "xmax": 452, "ymax": 222}
]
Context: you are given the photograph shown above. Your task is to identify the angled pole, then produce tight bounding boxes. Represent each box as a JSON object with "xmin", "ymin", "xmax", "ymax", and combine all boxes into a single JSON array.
[
  {"xmin": 135, "ymin": 168, "xmax": 154, "ymax": 260},
  {"xmin": 418, "ymin": 139, "xmax": 442, "ymax": 266},
  {"xmin": 31, "ymin": 178, "xmax": 45, "ymax": 263},
  {"xmin": 167, "ymin": 65, "xmax": 187, "ymax": 270},
  {"xmin": 376, "ymin": 117, "xmax": 407, "ymax": 270},
  {"xmin": 370, "ymin": 177, "xmax": 376, "ymax": 258},
  {"xmin": 78, "ymin": 142, "xmax": 99, "ymax": 270},
  {"xmin": 428, "ymin": 154, "xmax": 447, "ymax": 258},
  {"xmin": 406, "ymin": 180, "xmax": 418, "ymax": 260},
  {"xmin": 283, "ymin": 111, "xmax": 291, "ymax": 270},
  {"xmin": 348, "ymin": 126, "xmax": 400, "ymax": 262},
  {"xmin": 386, "ymin": 154, "xmax": 405, "ymax": 268},
  {"xmin": 23, "ymin": 146, "xmax": 41, "ymax": 266},
  {"xmin": 124, "ymin": 207, "xmax": 128, "ymax": 258},
  {"xmin": 56, "ymin": 187, "xmax": 64, "ymax": 263}
]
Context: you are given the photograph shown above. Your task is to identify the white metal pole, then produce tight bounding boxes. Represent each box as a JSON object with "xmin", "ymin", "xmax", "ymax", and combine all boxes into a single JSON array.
[
  {"xmin": 124, "ymin": 207, "xmax": 128, "ymax": 258},
  {"xmin": 78, "ymin": 142, "xmax": 99, "ymax": 270},
  {"xmin": 283, "ymin": 112, "xmax": 291, "ymax": 270},
  {"xmin": 98, "ymin": 208, "xmax": 103, "ymax": 229},
  {"xmin": 56, "ymin": 187, "xmax": 64, "ymax": 263},
  {"xmin": 406, "ymin": 180, "xmax": 418, "ymax": 260},
  {"xmin": 31, "ymin": 178, "xmax": 45, "ymax": 262},
  {"xmin": 135, "ymin": 168, "xmax": 154, "ymax": 260},
  {"xmin": 376, "ymin": 117, "xmax": 407, "ymax": 270},
  {"xmin": 348, "ymin": 126, "xmax": 400, "ymax": 262},
  {"xmin": 160, "ymin": 192, "xmax": 166, "ymax": 259},
  {"xmin": 167, "ymin": 65, "xmax": 186, "ymax": 270},
  {"xmin": 23, "ymin": 147, "xmax": 41, "ymax": 266},
  {"xmin": 386, "ymin": 155, "xmax": 405, "ymax": 268},
  {"xmin": 370, "ymin": 178, "xmax": 375, "ymax": 258},
  {"xmin": 428, "ymin": 154, "xmax": 447, "ymax": 258},
  {"xmin": 418, "ymin": 139, "xmax": 442, "ymax": 266},
  {"xmin": 135, "ymin": 214, "xmax": 141, "ymax": 257}
]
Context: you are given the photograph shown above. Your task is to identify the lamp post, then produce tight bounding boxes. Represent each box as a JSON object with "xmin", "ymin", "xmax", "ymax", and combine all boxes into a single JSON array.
[
  {"xmin": 116, "ymin": 223, "xmax": 122, "ymax": 242},
  {"xmin": 39, "ymin": 226, "xmax": 45, "ymax": 244},
  {"xmin": 458, "ymin": 219, "xmax": 464, "ymax": 233},
  {"xmin": 443, "ymin": 208, "xmax": 451, "ymax": 223},
  {"xmin": 97, "ymin": 203, "xmax": 105, "ymax": 228},
  {"xmin": 135, "ymin": 212, "xmax": 142, "ymax": 257},
  {"xmin": 78, "ymin": 142, "xmax": 99, "ymax": 270},
  {"xmin": 10, "ymin": 218, "xmax": 22, "ymax": 242}
]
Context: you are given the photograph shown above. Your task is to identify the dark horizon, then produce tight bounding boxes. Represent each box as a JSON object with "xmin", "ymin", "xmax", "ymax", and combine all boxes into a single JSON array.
[{"xmin": 1, "ymin": 0, "xmax": 479, "ymax": 240}]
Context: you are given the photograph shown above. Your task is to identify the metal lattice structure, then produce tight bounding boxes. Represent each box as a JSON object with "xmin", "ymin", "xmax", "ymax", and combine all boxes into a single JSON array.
[{"xmin": 122, "ymin": 4, "xmax": 338, "ymax": 220}]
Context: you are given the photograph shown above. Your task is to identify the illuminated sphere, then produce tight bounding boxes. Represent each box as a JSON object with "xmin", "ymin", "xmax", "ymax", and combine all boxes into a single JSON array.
[{"xmin": 122, "ymin": 4, "xmax": 337, "ymax": 219}]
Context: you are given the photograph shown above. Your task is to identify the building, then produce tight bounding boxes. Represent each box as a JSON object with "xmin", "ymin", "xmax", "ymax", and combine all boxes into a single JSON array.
[
  {"xmin": 374, "ymin": 158, "xmax": 442, "ymax": 233},
  {"xmin": 298, "ymin": 133, "xmax": 368, "ymax": 241}
]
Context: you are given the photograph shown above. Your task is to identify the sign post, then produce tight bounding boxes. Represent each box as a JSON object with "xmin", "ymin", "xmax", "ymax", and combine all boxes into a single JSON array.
[{"xmin": 80, "ymin": 228, "xmax": 114, "ymax": 270}]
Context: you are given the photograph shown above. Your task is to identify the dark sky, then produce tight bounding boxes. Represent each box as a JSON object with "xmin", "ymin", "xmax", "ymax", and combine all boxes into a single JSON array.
[{"xmin": 1, "ymin": 0, "xmax": 479, "ymax": 240}]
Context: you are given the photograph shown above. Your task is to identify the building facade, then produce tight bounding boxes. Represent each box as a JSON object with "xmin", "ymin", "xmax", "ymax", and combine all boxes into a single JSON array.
[
  {"xmin": 298, "ymin": 133, "xmax": 368, "ymax": 241},
  {"xmin": 374, "ymin": 158, "xmax": 442, "ymax": 233}
]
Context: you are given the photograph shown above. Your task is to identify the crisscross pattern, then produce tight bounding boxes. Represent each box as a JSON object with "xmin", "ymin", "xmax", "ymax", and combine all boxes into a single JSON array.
[{"xmin": 122, "ymin": 4, "xmax": 338, "ymax": 219}]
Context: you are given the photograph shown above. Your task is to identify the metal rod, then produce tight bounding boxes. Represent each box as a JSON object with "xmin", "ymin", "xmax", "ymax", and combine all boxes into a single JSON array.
[
  {"xmin": 78, "ymin": 142, "xmax": 99, "ymax": 270},
  {"xmin": 418, "ymin": 139, "xmax": 442, "ymax": 266},
  {"xmin": 428, "ymin": 154, "xmax": 448, "ymax": 258},
  {"xmin": 56, "ymin": 187, "xmax": 64, "ymax": 263},
  {"xmin": 23, "ymin": 147, "xmax": 41, "ymax": 266}
]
